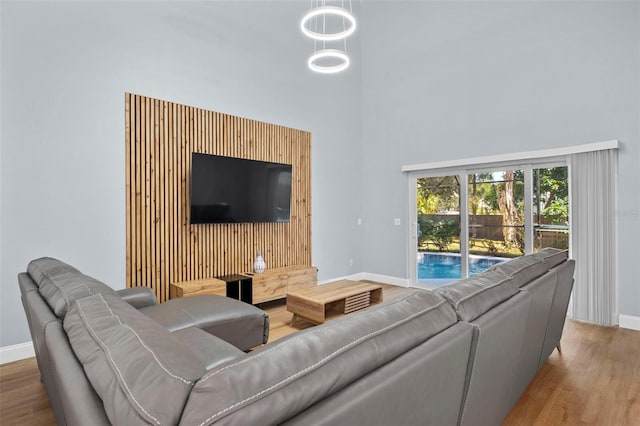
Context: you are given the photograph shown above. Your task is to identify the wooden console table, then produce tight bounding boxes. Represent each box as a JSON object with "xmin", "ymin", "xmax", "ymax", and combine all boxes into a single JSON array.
[
  {"xmin": 286, "ymin": 280, "xmax": 383, "ymax": 325},
  {"xmin": 169, "ymin": 277, "xmax": 227, "ymax": 299},
  {"xmin": 244, "ymin": 265, "xmax": 318, "ymax": 304},
  {"xmin": 170, "ymin": 265, "xmax": 317, "ymax": 305},
  {"xmin": 217, "ymin": 274, "xmax": 253, "ymax": 304}
]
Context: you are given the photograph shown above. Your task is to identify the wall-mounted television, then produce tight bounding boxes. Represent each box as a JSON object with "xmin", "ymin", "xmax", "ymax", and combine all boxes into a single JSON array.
[{"xmin": 190, "ymin": 152, "xmax": 292, "ymax": 224}]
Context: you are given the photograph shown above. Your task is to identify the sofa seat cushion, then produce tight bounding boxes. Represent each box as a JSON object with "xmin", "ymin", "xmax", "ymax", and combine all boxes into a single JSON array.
[
  {"xmin": 64, "ymin": 294, "xmax": 206, "ymax": 426},
  {"xmin": 434, "ymin": 270, "xmax": 519, "ymax": 322},
  {"xmin": 140, "ymin": 295, "xmax": 269, "ymax": 351},
  {"xmin": 178, "ymin": 290, "xmax": 457, "ymax": 426},
  {"xmin": 172, "ymin": 327, "xmax": 245, "ymax": 371}
]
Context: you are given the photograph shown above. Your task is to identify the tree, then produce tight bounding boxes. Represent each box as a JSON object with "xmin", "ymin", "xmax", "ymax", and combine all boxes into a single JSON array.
[
  {"xmin": 535, "ymin": 167, "xmax": 569, "ymax": 225},
  {"xmin": 418, "ymin": 217, "xmax": 458, "ymax": 251},
  {"xmin": 417, "ymin": 168, "xmax": 567, "ymax": 254},
  {"xmin": 498, "ymin": 170, "xmax": 523, "ymax": 249},
  {"xmin": 468, "ymin": 173, "xmax": 493, "ymax": 238},
  {"xmin": 417, "ymin": 176, "xmax": 460, "ymax": 214}
]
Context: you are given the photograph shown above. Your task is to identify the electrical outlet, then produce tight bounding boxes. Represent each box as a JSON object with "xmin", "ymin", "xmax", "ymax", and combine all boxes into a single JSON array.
[
  {"xmin": 394, "ymin": 218, "xmax": 401, "ymax": 225},
  {"xmin": 349, "ymin": 259, "xmax": 354, "ymax": 267}
]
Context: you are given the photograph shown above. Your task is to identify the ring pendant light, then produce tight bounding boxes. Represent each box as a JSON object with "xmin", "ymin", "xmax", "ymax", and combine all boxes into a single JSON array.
[
  {"xmin": 300, "ymin": 1, "xmax": 356, "ymax": 74},
  {"xmin": 300, "ymin": 6, "xmax": 356, "ymax": 41},
  {"xmin": 307, "ymin": 49, "xmax": 350, "ymax": 74}
]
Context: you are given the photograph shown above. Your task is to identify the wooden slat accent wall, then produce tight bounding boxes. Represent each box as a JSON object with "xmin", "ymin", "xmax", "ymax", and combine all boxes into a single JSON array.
[{"xmin": 125, "ymin": 93, "xmax": 311, "ymax": 302}]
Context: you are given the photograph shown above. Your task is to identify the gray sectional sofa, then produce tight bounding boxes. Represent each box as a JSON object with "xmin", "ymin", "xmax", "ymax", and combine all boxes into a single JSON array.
[
  {"xmin": 19, "ymin": 249, "xmax": 574, "ymax": 425},
  {"xmin": 19, "ymin": 258, "xmax": 269, "ymax": 425}
]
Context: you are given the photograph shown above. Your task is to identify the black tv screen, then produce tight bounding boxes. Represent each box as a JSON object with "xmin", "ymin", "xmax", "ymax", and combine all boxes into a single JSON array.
[{"xmin": 190, "ymin": 153, "xmax": 292, "ymax": 224}]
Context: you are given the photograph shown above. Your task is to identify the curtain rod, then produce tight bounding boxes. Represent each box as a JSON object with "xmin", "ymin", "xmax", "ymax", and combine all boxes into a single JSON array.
[{"xmin": 401, "ymin": 140, "xmax": 619, "ymax": 173}]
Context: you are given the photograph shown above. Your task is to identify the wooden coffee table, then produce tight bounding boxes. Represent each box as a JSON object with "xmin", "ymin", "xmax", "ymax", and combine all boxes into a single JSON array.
[{"xmin": 286, "ymin": 280, "xmax": 383, "ymax": 325}]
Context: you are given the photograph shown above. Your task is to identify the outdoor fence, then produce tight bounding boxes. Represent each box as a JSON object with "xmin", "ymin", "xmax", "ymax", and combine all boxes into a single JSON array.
[{"xmin": 419, "ymin": 214, "xmax": 568, "ymax": 250}]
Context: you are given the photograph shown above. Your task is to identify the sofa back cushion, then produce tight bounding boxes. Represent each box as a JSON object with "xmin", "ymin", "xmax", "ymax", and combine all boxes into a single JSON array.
[
  {"xmin": 28, "ymin": 257, "xmax": 117, "ymax": 318},
  {"xmin": 179, "ymin": 290, "xmax": 457, "ymax": 426},
  {"xmin": 27, "ymin": 257, "xmax": 80, "ymax": 286},
  {"xmin": 434, "ymin": 270, "xmax": 519, "ymax": 322},
  {"xmin": 64, "ymin": 294, "xmax": 206, "ymax": 426},
  {"xmin": 488, "ymin": 248, "xmax": 568, "ymax": 288},
  {"xmin": 532, "ymin": 247, "xmax": 568, "ymax": 269}
]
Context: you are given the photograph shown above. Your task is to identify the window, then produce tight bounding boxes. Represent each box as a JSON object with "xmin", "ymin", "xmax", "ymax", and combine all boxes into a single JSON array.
[
  {"xmin": 404, "ymin": 140, "xmax": 618, "ymax": 323},
  {"xmin": 411, "ymin": 165, "xmax": 569, "ymax": 286},
  {"xmin": 416, "ymin": 175, "xmax": 462, "ymax": 283},
  {"xmin": 533, "ymin": 167, "xmax": 569, "ymax": 252}
]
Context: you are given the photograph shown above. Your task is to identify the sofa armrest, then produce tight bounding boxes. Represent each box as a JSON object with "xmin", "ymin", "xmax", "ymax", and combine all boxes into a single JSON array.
[{"xmin": 116, "ymin": 287, "xmax": 157, "ymax": 308}]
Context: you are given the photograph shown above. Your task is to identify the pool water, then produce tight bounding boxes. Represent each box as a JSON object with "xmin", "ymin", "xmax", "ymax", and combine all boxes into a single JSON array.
[{"xmin": 418, "ymin": 252, "xmax": 507, "ymax": 279}]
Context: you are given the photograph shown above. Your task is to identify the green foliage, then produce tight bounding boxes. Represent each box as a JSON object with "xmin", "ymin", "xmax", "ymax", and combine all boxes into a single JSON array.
[
  {"xmin": 418, "ymin": 217, "xmax": 458, "ymax": 251},
  {"xmin": 467, "ymin": 172, "xmax": 525, "ymax": 215},
  {"xmin": 534, "ymin": 168, "xmax": 569, "ymax": 224},
  {"xmin": 468, "ymin": 173, "xmax": 493, "ymax": 215},
  {"xmin": 542, "ymin": 198, "xmax": 569, "ymax": 224},
  {"xmin": 417, "ymin": 167, "xmax": 568, "ymax": 255},
  {"xmin": 535, "ymin": 165, "xmax": 569, "ymax": 249},
  {"xmin": 417, "ymin": 176, "xmax": 460, "ymax": 214}
]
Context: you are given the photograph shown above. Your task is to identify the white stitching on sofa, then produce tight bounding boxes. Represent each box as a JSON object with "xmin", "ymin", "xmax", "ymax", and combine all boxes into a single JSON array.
[
  {"xmin": 41, "ymin": 270, "xmax": 73, "ymax": 310},
  {"xmin": 198, "ymin": 316, "xmax": 345, "ymax": 382},
  {"xmin": 75, "ymin": 298, "xmax": 162, "ymax": 426},
  {"xmin": 198, "ymin": 292, "xmax": 438, "ymax": 384},
  {"xmin": 96, "ymin": 294, "xmax": 195, "ymax": 386},
  {"xmin": 503, "ymin": 259, "xmax": 543, "ymax": 279},
  {"xmin": 195, "ymin": 295, "xmax": 450, "ymax": 424},
  {"xmin": 41, "ymin": 269, "xmax": 94, "ymax": 313}
]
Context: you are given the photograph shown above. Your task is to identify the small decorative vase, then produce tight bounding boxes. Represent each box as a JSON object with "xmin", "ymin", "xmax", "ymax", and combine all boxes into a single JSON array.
[{"xmin": 253, "ymin": 249, "xmax": 266, "ymax": 273}]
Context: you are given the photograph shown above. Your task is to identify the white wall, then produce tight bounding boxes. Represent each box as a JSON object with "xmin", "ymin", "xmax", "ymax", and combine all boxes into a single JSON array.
[
  {"xmin": 360, "ymin": 2, "xmax": 640, "ymax": 318},
  {"xmin": 0, "ymin": 1, "xmax": 363, "ymax": 347}
]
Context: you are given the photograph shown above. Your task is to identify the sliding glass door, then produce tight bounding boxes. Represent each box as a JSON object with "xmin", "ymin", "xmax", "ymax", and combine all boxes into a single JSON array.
[
  {"xmin": 415, "ymin": 176, "xmax": 462, "ymax": 285},
  {"xmin": 410, "ymin": 165, "xmax": 569, "ymax": 287},
  {"xmin": 533, "ymin": 167, "xmax": 569, "ymax": 252},
  {"xmin": 467, "ymin": 170, "xmax": 525, "ymax": 275}
]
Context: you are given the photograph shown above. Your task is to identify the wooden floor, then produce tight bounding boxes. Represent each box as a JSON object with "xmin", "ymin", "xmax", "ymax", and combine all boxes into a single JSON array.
[{"xmin": 1, "ymin": 283, "xmax": 639, "ymax": 425}]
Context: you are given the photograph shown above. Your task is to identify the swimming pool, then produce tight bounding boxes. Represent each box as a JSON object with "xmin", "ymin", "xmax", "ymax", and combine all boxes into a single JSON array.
[{"xmin": 417, "ymin": 252, "xmax": 507, "ymax": 279}]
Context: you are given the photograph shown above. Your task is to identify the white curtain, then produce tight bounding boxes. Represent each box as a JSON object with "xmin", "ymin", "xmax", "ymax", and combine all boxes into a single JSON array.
[{"xmin": 569, "ymin": 149, "xmax": 618, "ymax": 326}]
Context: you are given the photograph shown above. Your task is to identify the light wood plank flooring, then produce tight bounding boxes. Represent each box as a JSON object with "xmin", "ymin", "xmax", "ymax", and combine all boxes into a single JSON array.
[{"xmin": 1, "ymin": 283, "xmax": 639, "ymax": 425}]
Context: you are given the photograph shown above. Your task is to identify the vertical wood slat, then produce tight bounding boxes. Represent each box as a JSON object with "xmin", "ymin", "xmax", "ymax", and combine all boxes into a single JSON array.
[
  {"xmin": 135, "ymin": 95, "xmax": 142, "ymax": 288},
  {"xmin": 125, "ymin": 94, "xmax": 132, "ymax": 288},
  {"xmin": 141, "ymin": 96, "xmax": 149, "ymax": 292},
  {"xmin": 125, "ymin": 93, "xmax": 311, "ymax": 302}
]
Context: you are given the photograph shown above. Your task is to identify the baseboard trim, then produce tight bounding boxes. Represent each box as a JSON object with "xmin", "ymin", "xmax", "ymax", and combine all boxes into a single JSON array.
[
  {"xmin": 318, "ymin": 274, "xmax": 358, "ymax": 285},
  {"xmin": 0, "ymin": 341, "xmax": 35, "ymax": 365},
  {"xmin": 350, "ymin": 272, "xmax": 410, "ymax": 287},
  {"xmin": 619, "ymin": 315, "xmax": 640, "ymax": 331},
  {"xmin": 319, "ymin": 272, "xmax": 410, "ymax": 287}
]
